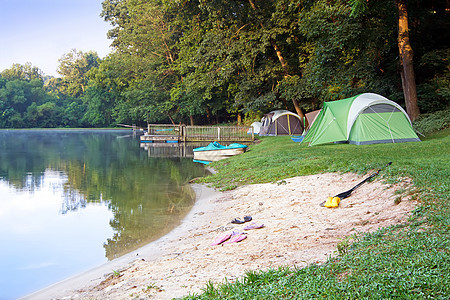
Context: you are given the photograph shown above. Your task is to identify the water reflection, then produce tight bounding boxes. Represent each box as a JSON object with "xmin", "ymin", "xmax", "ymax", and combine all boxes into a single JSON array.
[
  {"xmin": 18, "ymin": 169, "xmax": 89, "ymax": 214},
  {"xmin": 0, "ymin": 171, "xmax": 114, "ymax": 300},
  {"xmin": 0, "ymin": 130, "xmax": 207, "ymax": 299}
]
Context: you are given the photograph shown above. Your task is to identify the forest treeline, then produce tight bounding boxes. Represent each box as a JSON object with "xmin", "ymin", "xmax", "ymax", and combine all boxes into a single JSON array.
[{"xmin": 0, "ymin": 0, "xmax": 448, "ymax": 128}]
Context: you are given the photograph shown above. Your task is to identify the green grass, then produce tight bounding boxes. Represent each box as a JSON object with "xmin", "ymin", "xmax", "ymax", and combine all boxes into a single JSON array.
[{"xmin": 183, "ymin": 125, "xmax": 449, "ymax": 299}]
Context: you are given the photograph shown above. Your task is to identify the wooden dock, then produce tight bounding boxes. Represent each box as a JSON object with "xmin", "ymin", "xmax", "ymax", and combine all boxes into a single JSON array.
[
  {"xmin": 140, "ymin": 135, "xmax": 180, "ymax": 143},
  {"xmin": 140, "ymin": 124, "xmax": 254, "ymax": 143},
  {"xmin": 140, "ymin": 141, "xmax": 211, "ymax": 158}
]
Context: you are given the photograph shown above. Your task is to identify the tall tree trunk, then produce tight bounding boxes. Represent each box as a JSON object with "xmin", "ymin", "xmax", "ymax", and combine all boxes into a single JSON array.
[
  {"xmin": 167, "ymin": 112, "xmax": 175, "ymax": 125},
  {"xmin": 292, "ymin": 98, "xmax": 308, "ymax": 129},
  {"xmin": 248, "ymin": 0, "xmax": 256, "ymax": 10},
  {"xmin": 270, "ymin": 39, "xmax": 305, "ymax": 118},
  {"xmin": 271, "ymin": 40, "xmax": 289, "ymax": 75},
  {"xmin": 189, "ymin": 115, "xmax": 194, "ymax": 126},
  {"xmin": 271, "ymin": 34, "xmax": 307, "ymax": 124},
  {"xmin": 205, "ymin": 106, "xmax": 212, "ymax": 124},
  {"xmin": 237, "ymin": 113, "xmax": 242, "ymax": 125},
  {"xmin": 397, "ymin": 0, "xmax": 420, "ymax": 121}
]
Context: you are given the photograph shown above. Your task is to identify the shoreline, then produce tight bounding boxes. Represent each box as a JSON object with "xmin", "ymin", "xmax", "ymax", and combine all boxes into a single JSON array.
[
  {"xmin": 23, "ymin": 173, "xmax": 416, "ymax": 299},
  {"xmin": 21, "ymin": 184, "xmax": 221, "ymax": 300}
]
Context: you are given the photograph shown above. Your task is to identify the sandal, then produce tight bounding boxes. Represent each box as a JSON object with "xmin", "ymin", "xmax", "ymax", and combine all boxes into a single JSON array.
[
  {"xmin": 244, "ymin": 222, "xmax": 264, "ymax": 230},
  {"xmin": 231, "ymin": 218, "xmax": 245, "ymax": 224}
]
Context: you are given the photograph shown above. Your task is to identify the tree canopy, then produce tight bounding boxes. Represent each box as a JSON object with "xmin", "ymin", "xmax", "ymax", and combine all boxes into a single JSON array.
[{"xmin": 0, "ymin": 0, "xmax": 448, "ymax": 128}]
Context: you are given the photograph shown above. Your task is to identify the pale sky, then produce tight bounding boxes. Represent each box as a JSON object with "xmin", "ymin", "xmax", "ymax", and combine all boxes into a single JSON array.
[{"xmin": 0, "ymin": 0, "xmax": 113, "ymax": 76}]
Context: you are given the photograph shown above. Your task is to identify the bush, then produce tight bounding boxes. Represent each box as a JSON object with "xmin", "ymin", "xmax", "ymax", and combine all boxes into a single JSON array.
[{"xmin": 413, "ymin": 108, "xmax": 450, "ymax": 135}]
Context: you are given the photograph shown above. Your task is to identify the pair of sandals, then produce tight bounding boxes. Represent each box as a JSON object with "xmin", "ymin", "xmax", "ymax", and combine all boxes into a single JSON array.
[
  {"xmin": 211, "ymin": 231, "xmax": 247, "ymax": 246},
  {"xmin": 231, "ymin": 216, "xmax": 252, "ymax": 224}
]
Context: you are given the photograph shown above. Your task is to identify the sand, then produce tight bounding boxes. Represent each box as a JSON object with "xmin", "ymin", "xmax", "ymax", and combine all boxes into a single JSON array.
[{"xmin": 24, "ymin": 173, "xmax": 416, "ymax": 300}]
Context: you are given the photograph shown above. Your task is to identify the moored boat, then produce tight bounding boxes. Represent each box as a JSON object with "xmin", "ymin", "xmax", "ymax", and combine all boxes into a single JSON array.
[{"xmin": 193, "ymin": 142, "xmax": 247, "ymax": 162}]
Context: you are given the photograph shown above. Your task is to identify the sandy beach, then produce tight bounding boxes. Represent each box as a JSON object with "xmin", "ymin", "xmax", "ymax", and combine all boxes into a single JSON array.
[{"xmin": 24, "ymin": 172, "xmax": 416, "ymax": 300}]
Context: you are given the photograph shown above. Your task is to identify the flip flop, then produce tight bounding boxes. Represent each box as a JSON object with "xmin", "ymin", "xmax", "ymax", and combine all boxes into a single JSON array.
[
  {"xmin": 211, "ymin": 232, "xmax": 232, "ymax": 245},
  {"xmin": 222, "ymin": 232, "xmax": 247, "ymax": 244},
  {"xmin": 244, "ymin": 223, "xmax": 264, "ymax": 230}
]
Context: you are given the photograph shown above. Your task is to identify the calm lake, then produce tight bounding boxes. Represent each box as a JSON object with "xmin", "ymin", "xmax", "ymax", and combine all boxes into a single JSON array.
[{"xmin": 0, "ymin": 130, "xmax": 207, "ymax": 299}]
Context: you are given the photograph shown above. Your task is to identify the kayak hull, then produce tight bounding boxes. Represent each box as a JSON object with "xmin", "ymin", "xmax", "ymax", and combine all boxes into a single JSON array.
[{"xmin": 193, "ymin": 142, "xmax": 247, "ymax": 162}]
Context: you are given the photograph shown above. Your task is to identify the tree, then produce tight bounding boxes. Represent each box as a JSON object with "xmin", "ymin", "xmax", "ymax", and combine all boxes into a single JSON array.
[
  {"xmin": 94, "ymin": 0, "xmax": 445, "ymax": 126},
  {"xmin": 247, "ymin": 0, "xmax": 308, "ymax": 120},
  {"xmin": 0, "ymin": 67, "xmax": 63, "ymax": 128},
  {"xmin": 26, "ymin": 102, "xmax": 62, "ymax": 128},
  {"xmin": 349, "ymin": 0, "xmax": 420, "ymax": 121},
  {"xmin": 57, "ymin": 49, "xmax": 100, "ymax": 97},
  {"xmin": 183, "ymin": 0, "xmax": 312, "ymax": 122},
  {"xmin": 396, "ymin": 0, "xmax": 420, "ymax": 121},
  {"xmin": 101, "ymin": 0, "xmax": 208, "ymax": 124},
  {"xmin": 1, "ymin": 63, "xmax": 43, "ymax": 81}
]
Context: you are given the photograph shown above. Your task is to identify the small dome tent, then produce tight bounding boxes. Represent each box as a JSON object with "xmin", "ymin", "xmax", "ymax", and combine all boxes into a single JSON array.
[
  {"xmin": 259, "ymin": 110, "xmax": 304, "ymax": 136},
  {"xmin": 248, "ymin": 121, "xmax": 262, "ymax": 135},
  {"xmin": 302, "ymin": 93, "xmax": 420, "ymax": 146}
]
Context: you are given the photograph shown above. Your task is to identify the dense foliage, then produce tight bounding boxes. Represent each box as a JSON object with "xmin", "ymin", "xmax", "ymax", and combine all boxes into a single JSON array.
[{"xmin": 1, "ymin": 0, "xmax": 448, "ymax": 128}]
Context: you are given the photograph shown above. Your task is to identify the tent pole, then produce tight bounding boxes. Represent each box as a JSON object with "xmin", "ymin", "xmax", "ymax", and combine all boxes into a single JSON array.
[{"xmin": 288, "ymin": 115, "xmax": 291, "ymax": 135}]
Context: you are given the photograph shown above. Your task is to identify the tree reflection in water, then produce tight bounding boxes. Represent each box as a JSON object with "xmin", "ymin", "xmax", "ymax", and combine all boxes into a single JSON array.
[{"xmin": 0, "ymin": 130, "xmax": 207, "ymax": 259}]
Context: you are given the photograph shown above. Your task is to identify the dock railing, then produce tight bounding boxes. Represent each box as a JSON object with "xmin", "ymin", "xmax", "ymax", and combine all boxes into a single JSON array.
[
  {"xmin": 184, "ymin": 125, "xmax": 253, "ymax": 142},
  {"xmin": 145, "ymin": 124, "xmax": 254, "ymax": 142},
  {"xmin": 147, "ymin": 124, "xmax": 182, "ymax": 137}
]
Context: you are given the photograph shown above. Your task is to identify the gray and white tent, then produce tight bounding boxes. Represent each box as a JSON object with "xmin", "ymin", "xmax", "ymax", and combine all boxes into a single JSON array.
[{"xmin": 259, "ymin": 110, "xmax": 304, "ymax": 136}]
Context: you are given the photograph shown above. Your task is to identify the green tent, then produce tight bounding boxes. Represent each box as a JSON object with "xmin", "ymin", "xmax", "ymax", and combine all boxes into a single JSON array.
[{"xmin": 302, "ymin": 93, "xmax": 420, "ymax": 146}]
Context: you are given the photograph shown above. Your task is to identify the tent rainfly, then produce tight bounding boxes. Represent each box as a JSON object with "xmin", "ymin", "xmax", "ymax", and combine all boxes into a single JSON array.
[
  {"xmin": 302, "ymin": 93, "xmax": 420, "ymax": 146},
  {"xmin": 305, "ymin": 109, "xmax": 321, "ymax": 132},
  {"xmin": 259, "ymin": 110, "xmax": 304, "ymax": 136}
]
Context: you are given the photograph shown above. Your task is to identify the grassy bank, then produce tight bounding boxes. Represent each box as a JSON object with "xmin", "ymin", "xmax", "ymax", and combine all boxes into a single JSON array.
[{"xmin": 184, "ymin": 123, "xmax": 449, "ymax": 298}]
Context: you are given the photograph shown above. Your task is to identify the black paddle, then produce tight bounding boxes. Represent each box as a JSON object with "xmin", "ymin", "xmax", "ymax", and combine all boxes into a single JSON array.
[{"xmin": 320, "ymin": 162, "xmax": 392, "ymax": 207}]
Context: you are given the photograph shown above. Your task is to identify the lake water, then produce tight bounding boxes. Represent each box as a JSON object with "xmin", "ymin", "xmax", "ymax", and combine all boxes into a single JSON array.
[{"xmin": 0, "ymin": 130, "xmax": 207, "ymax": 299}]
